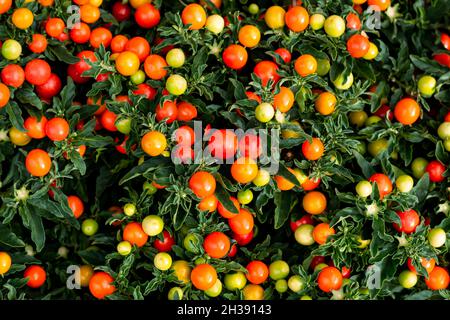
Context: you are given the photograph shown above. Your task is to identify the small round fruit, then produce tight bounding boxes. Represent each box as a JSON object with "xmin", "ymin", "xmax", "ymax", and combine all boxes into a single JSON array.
[
  {"xmin": 355, "ymin": 180, "xmax": 373, "ymax": 197},
  {"xmin": 24, "ymin": 265, "xmax": 46, "ymax": 288},
  {"xmin": 411, "ymin": 157, "xmax": 428, "ymax": 179},
  {"xmin": 238, "ymin": 25, "xmax": 261, "ymax": 48},
  {"xmin": 166, "ymin": 48, "xmax": 185, "ymax": 68},
  {"xmin": 68, "ymin": 195, "xmax": 84, "ymax": 219},
  {"xmin": 45, "ymin": 118, "xmax": 70, "ymax": 141},
  {"xmin": 243, "ymin": 284, "xmax": 264, "ymax": 300},
  {"xmin": 191, "ymin": 264, "xmax": 217, "ymax": 291},
  {"xmin": 224, "ymin": 272, "xmax": 247, "ymax": 291},
  {"xmin": 368, "ymin": 173, "xmax": 393, "ymax": 199},
  {"xmin": 237, "ymin": 189, "xmax": 253, "ymax": 205},
  {"xmin": 25, "ymin": 59, "xmax": 51, "ymax": 86},
  {"xmin": 252, "ymin": 169, "xmax": 271, "ymax": 187},
  {"xmin": 324, "ymin": 15, "xmax": 346, "ymax": 38},
  {"xmin": 123, "ymin": 222, "xmax": 148, "ymax": 247},
  {"xmin": 255, "ymin": 102, "xmax": 275, "ymax": 123},
  {"xmin": 425, "ymin": 267, "xmax": 449, "ymax": 290},
  {"xmin": 172, "ymin": 260, "xmax": 191, "ymax": 284},
  {"xmin": 295, "ymin": 54, "xmax": 317, "ymax": 77},
  {"xmin": 426, "ymin": 160, "xmax": 446, "ymax": 183},
  {"xmin": 154, "ymin": 252, "xmax": 172, "ymax": 271},
  {"xmin": 393, "ymin": 209, "xmax": 420, "ymax": 234},
  {"xmin": 142, "ymin": 215, "xmax": 164, "ymax": 236},
  {"xmin": 368, "ymin": 139, "xmax": 388, "ymax": 157},
  {"xmin": 223, "ymin": 44, "xmax": 248, "ymax": 70},
  {"xmin": 189, "ymin": 171, "xmax": 216, "ymax": 198},
  {"xmin": 347, "ymin": 34, "xmax": 370, "ymax": 58},
  {"xmin": 141, "ymin": 131, "xmax": 167, "ymax": 156},
  {"xmin": 0, "ymin": 83, "xmax": 10, "ymax": 108},
  {"xmin": 12, "ymin": 8, "xmax": 34, "ymax": 30},
  {"xmin": 134, "ymin": 3, "xmax": 160, "ymax": 28},
  {"xmin": 302, "ymin": 191, "xmax": 327, "ymax": 215},
  {"xmin": 398, "ymin": 270, "xmax": 418, "ymax": 289},
  {"xmin": 9, "ymin": 127, "xmax": 31, "ymax": 146},
  {"xmin": 315, "ymin": 92, "xmax": 337, "ymax": 115},
  {"xmin": 117, "ymin": 241, "xmax": 132, "ymax": 256},
  {"xmin": 309, "ymin": 13, "xmax": 325, "ymax": 30},
  {"xmin": 312, "ymin": 223, "xmax": 335, "ymax": 245},
  {"xmin": 228, "ymin": 209, "xmax": 254, "ymax": 235},
  {"xmin": 349, "ymin": 111, "xmax": 368, "ymax": 127},
  {"xmin": 166, "ymin": 74, "xmax": 187, "ymax": 95},
  {"xmin": 275, "ymin": 279, "xmax": 288, "ymax": 293},
  {"xmin": 82, "ymin": 219, "xmax": 99, "ymax": 236},
  {"xmin": 181, "ymin": 3, "xmax": 206, "ymax": 30},
  {"xmin": 231, "ymin": 157, "xmax": 258, "ymax": 184},
  {"xmin": 295, "ymin": 224, "xmax": 315, "ymax": 246},
  {"xmin": 285, "ymin": 6, "xmax": 309, "ymax": 33},
  {"xmin": 124, "ymin": 203, "xmax": 136, "ymax": 217},
  {"xmin": 428, "ymin": 228, "xmax": 446, "ymax": 248},
  {"xmin": 317, "ymin": 266, "xmax": 343, "ymax": 292},
  {"xmin": 26, "ymin": 149, "xmax": 52, "ymax": 177},
  {"xmin": 203, "ymin": 232, "xmax": 230, "ymax": 259},
  {"xmin": 246, "ymin": 261, "xmax": 269, "ymax": 285},
  {"xmin": 204, "ymin": 279, "xmax": 222, "ymax": 297},
  {"xmin": 288, "ymin": 275, "xmax": 305, "ymax": 293},
  {"xmin": 332, "ymin": 72, "xmax": 354, "ymax": 90},
  {"xmin": 205, "ymin": 14, "xmax": 224, "ymax": 34},
  {"xmin": 265, "ymin": 5, "xmax": 286, "ymax": 29},
  {"xmin": 269, "ymin": 260, "xmax": 290, "ymax": 280},
  {"xmin": 89, "ymin": 272, "xmax": 116, "ymax": 299},
  {"xmin": 2, "ymin": 39, "xmax": 22, "ymax": 60},
  {"xmin": 248, "ymin": 4, "xmax": 259, "ymax": 15},
  {"xmin": 417, "ymin": 75, "xmax": 436, "ymax": 97},
  {"xmin": 0, "ymin": 252, "xmax": 12, "ymax": 275},
  {"xmin": 316, "ymin": 58, "xmax": 331, "ymax": 76},
  {"xmin": 77, "ymin": 265, "xmax": 94, "ymax": 288},
  {"xmin": 363, "ymin": 42, "xmax": 379, "ymax": 60},
  {"xmin": 116, "ymin": 51, "xmax": 140, "ymax": 76},
  {"xmin": 437, "ymin": 122, "xmax": 450, "ymax": 140},
  {"xmin": 130, "ymin": 70, "xmax": 145, "ymax": 84},
  {"xmin": 394, "ymin": 98, "xmax": 421, "ymax": 125},
  {"xmin": 396, "ymin": 175, "xmax": 414, "ymax": 193},
  {"xmin": 116, "ymin": 118, "xmax": 132, "ymax": 135},
  {"xmin": 168, "ymin": 287, "xmax": 183, "ymax": 300},
  {"xmin": 302, "ymin": 138, "xmax": 325, "ymax": 161}
]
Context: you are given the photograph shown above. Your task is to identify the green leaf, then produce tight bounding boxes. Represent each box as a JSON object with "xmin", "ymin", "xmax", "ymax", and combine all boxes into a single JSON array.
[
  {"xmin": 15, "ymin": 87, "xmax": 43, "ymax": 110},
  {"xmin": 215, "ymin": 183, "xmax": 239, "ymax": 214},
  {"xmin": 78, "ymin": 248, "xmax": 106, "ymax": 265},
  {"xmin": 143, "ymin": 278, "xmax": 160, "ymax": 295},
  {"xmin": 172, "ymin": 206, "xmax": 189, "ymax": 231},
  {"xmin": 119, "ymin": 157, "xmax": 171, "ymax": 185},
  {"xmin": 230, "ymin": 78, "xmax": 247, "ymax": 100},
  {"xmin": 69, "ymin": 150, "xmax": 87, "ymax": 175},
  {"xmin": 411, "ymin": 173, "xmax": 430, "ymax": 205},
  {"xmin": 410, "ymin": 55, "xmax": 447, "ymax": 74},
  {"xmin": 404, "ymin": 290, "xmax": 434, "ymax": 300},
  {"xmin": 0, "ymin": 224, "xmax": 26, "ymax": 248},
  {"xmin": 274, "ymin": 191, "xmax": 295, "ymax": 229},
  {"xmin": 353, "ymin": 151, "xmax": 375, "ymax": 179},
  {"xmin": 28, "ymin": 197, "xmax": 78, "ymax": 228},
  {"xmin": 5, "ymin": 101, "xmax": 25, "ymax": 131},
  {"xmin": 436, "ymin": 141, "xmax": 449, "ymax": 164},
  {"xmin": 46, "ymin": 43, "xmax": 78, "ymax": 64},
  {"xmin": 276, "ymin": 163, "xmax": 301, "ymax": 187},
  {"xmin": 25, "ymin": 205, "xmax": 46, "ymax": 252}
]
